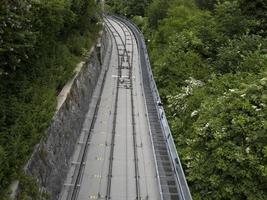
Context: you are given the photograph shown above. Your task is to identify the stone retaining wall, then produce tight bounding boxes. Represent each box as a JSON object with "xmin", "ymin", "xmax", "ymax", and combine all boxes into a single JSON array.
[{"xmin": 16, "ymin": 28, "xmax": 110, "ymax": 200}]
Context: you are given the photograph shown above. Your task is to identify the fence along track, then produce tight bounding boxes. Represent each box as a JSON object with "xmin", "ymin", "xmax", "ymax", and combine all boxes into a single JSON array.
[{"xmin": 105, "ymin": 16, "xmax": 141, "ymax": 200}]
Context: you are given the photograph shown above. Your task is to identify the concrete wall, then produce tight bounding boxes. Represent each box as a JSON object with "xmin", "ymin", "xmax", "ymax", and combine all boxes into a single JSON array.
[{"xmin": 20, "ymin": 29, "xmax": 110, "ymax": 200}]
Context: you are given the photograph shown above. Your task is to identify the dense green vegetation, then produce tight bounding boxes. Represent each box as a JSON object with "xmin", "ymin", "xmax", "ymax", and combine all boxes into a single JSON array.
[
  {"xmin": 107, "ymin": 0, "xmax": 267, "ymax": 199},
  {"xmin": 0, "ymin": 0, "xmax": 100, "ymax": 198},
  {"xmin": 105, "ymin": 0, "xmax": 150, "ymax": 17}
]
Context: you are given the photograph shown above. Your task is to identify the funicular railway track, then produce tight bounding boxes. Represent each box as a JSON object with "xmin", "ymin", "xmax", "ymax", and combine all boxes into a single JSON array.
[
  {"xmin": 109, "ymin": 16, "xmax": 141, "ymax": 199},
  {"xmin": 104, "ymin": 16, "xmax": 141, "ymax": 200},
  {"xmin": 62, "ymin": 16, "xmax": 143, "ymax": 200},
  {"xmin": 60, "ymin": 15, "xmax": 191, "ymax": 200}
]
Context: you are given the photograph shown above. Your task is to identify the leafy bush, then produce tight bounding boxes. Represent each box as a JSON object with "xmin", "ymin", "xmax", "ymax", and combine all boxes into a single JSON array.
[
  {"xmin": 215, "ymin": 35, "xmax": 267, "ymax": 73},
  {"xmin": 141, "ymin": 0, "xmax": 267, "ymax": 199},
  {"xmin": 167, "ymin": 72, "xmax": 267, "ymax": 199},
  {"xmin": 185, "ymin": 73, "xmax": 267, "ymax": 199},
  {"xmin": 106, "ymin": 0, "xmax": 148, "ymax": 17}
]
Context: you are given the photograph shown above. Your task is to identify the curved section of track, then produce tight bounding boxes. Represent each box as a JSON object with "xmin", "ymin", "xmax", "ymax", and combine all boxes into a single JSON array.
[
  {"xmin": 104, "ymin": 16, "xmax": 140, "ymax": 200},
  {"xmin": 114, "ymin": 16, "xmax": 192, "ymax": 200},
  {"xmin": 60, "ymin": 15, "xmax": 193, "ymax": 200},
  {"xmin": 60, "ymin": 17, "xmax": 161, "ymax": 200}
]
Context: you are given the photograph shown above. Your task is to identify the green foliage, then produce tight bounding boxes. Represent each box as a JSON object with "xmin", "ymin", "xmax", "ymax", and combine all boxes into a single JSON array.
[
  {"xmin": 186, "ymin": 73, "xmax": 267, "ymax": 199},
  {"xmin": 0, "ymin": 0, "xmax": 35, "ymax": 74},
  {"xmin": 238, "ymin": 0, "xmax": 267, "ymax": 36},
  {"xmin": 129, "ymin": 0, "xmax": 267, "ymax": 199},
  {"xmin": 0, "ymin": 0, "xmax": 100, "ymax": 197},
  {"xmin": 17, "ymin": 173, "xmax": 49, "ymax": 200},
  {"xmin": 195, "ymin": 0, "xmax": 217, "ymax": 10},
  {"xmin": 167, "ymin": 72, "xmax": 267, "ymax": 199},
  {"xmin": 146, "ymin": 0, "xmax": 170, "ymax": 29},
  {"xmin": 104, "ymin": 0, "xmax": 267, "ymax": 198},
  {"xmin": 148, "ymin": 4, "xmax": 218, "ymax": 98},
  {"xmin": 215, "ymin": 34, "xmax": 267, "ymax": 73},
  {"xmin": 105, "ymin": 0, "xmax": 127, "ymax": 16},
  {"xmin": 215, "ymin": 1, "xmax": 254, "ymax": 37},
  {"xmin": 106, "ymin": 0, "xmax": 149, "ymax": 17}
]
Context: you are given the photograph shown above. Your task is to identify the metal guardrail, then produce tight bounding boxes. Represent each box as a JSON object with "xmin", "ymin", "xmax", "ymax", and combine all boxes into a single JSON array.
[{"xmin": 114, "ymin": 15, "xmax": 192, "ymax": 200}]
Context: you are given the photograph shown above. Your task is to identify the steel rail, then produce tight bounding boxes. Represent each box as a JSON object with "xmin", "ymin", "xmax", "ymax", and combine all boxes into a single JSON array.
[
  {"xmin": 114, "ymin": 18, "xmax": 142, "ymax": 200},
  {"xmin": 123, "ymin": 19, "xmax": 150, "ymax": 199},
  {"xmin": 109, "ymin": 16, "xmax": 141, "ymax": 200},
  {"xmin": 105, "ymin": 16, "xmax": 141, "ymax": 200},
  {"xmin": 124, "ymin": 21, "xmax": 142, "ymax": 200},
  {"xmin": 112, "ymin": 15, "xmax": 164, "ymax": 200},
  {"xmin": 66, "ymin": 26, "xmax": 113, "ymax": 200},
  {"xmin": 103, "ymin": 18, "xmax": 121, "ymax": 200},
  {"xmin": 106, "ymin": 16, "xmax": 130, "ymax": 69},
  {"xmin": 96, "ymin": 22, "xmax": 116, "ymax": 199}
]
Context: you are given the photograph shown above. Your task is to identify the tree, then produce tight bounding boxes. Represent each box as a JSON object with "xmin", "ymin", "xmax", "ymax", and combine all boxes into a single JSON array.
[
  {"xmin": 0, "ymin": 0, "xmax": 100, "ymax": 196},
  {"xmin": 147, "ymin": 0, "xmax": 170, "ymax": 29},
  {"xmin": 0, "ymin": 0, "xmax": 35, "ymax": 75},
  {"xmin": 195, "ymin": 0, "xmax": 217, "ymax": 10},
  {"xmin": 184, "ymin": 73, "xmax": 267, "ymax": 199},
  {"xmin": 238, "ymin": 0, "xmax": 267, "ymax": 36},
  {"xmin": 143, "ymin": 1, "xmax": 267, "ymax": 199},
  {"xmin": 215, "ymin": 1, "xmax": 251, "ymax": 37},
  {"xmin": 215, "ymin": 34, "xmax": 267, "ymax": 73}
]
